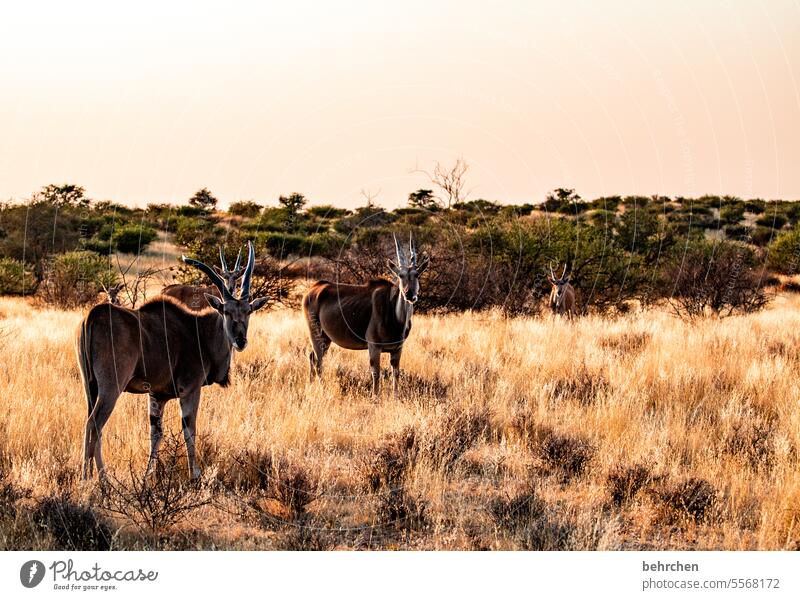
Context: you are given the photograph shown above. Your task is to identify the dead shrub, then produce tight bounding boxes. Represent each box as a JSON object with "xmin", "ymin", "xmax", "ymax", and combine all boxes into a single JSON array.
[
  {"xmin": 547, "ymin": 364, "xmax": 607, "ymax": 406},
  {"xmin": 528, "ymin": 425, "xmax": 594, "ymax": 482},
  {"xmin": 515, "ymin": 514, "xmax": 577, "ymax": 550},
  {"xmin": 599, "ymin": 331, "xmax": 651, "ymax": 354},
  {"xmin": 268, "ymin": 457, "xmax": 318, "ymax": 518},
  {"xmin": 0, "ymin": 479, "xmax": 29, "ymax": 520},
  {"xmin": 606, "ymin": 464, "xmax": 652, "ymax": 506},
  {"xmin": 724, "ymin": 418, "xmax": 776, "ymax": 470},
  {"xmin": 376, "ymin": 489, "xmax": 427, "ymax": 532},
  {"xmin": 275, "ymin": 516, "xmax": 336, "ymax": 550},
  {"xmin": 781, "ymin": 279, "xmax": 800, "ymax": 294},
  {"xmin": 488, "ymin": 487, "xmax": 546, "ymax": 531},
  {"xmin": 402, "ymin": 372, "xmax": 451, "ymax": 403},
  {"xmin": 423, "ymin": 405, "xmax": 490, "ymax": 472},
  {"xmin": 335, "ymin": 366, "xmax": 371, "ymax": 396},
  {"xmin": 237, "ymin": 358, "xmax": 275, "ymax": 381},
  {"xmin": 652, "ymin": 477, "xmax": 717, "ymax": 522},
  {"xmin": 31, "ymin": 492, "xmax": 113, "ymax": 550},
  {"xmin": 100, "ymin": 436, "xmax": 212, "ymax": 538},
  {"xmin": 361, "ymin": 427, "xmax": 418, "ymax": 493},
  {"xmin": 216, "ymin": 447, "xmax": 274, "ymax": 492}
]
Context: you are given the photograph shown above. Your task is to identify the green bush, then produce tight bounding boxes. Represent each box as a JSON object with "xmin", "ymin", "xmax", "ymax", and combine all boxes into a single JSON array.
[
  {"xmin": 720, "ymin": 204, "xmax": 745, "ymax": 224},
  {"xmin": 0, "ymin": 258, "xmax": 36, "ymax": 295},
  {"xmin": 39, "ymin": 251, "xmax": 118, "ymax": 307},
  {"xmin": 744, "ymin": 199, "xmax": 766, "ymax": 214},
  {"xmin": 110, "ymin": 224, "xmax": 157, "ymax": 254},
  {"xmin": 176, "ymin": 205, "xmax": 208, "ymax": 217},
  {"xmin": 229, "ymin": 200, "xmax": 262, "ymax": 218},
  {"xmin": 723, "ymin": 224, "xmax": 753, "ymax": 240},
  {"xmin": 768, "ymin": 225, "xmax": 800, "ymax": 274},
  {"xmin": 750, "ymin": 227, "xmax": 775, "ymax": 247},
  {"xmin": 173, "ymin": 216, "xmax": 220, "ymax": 247},
  {"xmin": 756, "ymin": 213, "xmax": 787, "ymax": 229}
]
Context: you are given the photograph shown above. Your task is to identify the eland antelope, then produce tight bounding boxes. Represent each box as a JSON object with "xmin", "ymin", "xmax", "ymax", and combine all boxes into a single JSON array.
[
  {"xmin": 162, "ymin": 246, "xmax": 245, "ymax": 310},
  {"xmin": 101, "ymin": 283, "xmax": 124, "ymax": 306},
  {"xmin": 302, "ymin": 233, "xmax": 429, "ymax": 397},
  {"xmin": 76, "ymin": 241, "xmax": 268, "ymax": 480},
  {"xmin": 547, "ymin": 262, "xmax": 576, "ymax": 319}
]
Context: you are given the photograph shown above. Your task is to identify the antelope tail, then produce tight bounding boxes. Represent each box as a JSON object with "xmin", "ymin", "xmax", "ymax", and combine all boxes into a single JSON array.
[{"xmin": 76, "ymin": 319, "xmax": 97, "ymax": 416}]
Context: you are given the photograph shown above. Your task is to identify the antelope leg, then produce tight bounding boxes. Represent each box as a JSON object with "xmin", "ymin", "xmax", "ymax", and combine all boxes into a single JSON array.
[{"xmin": 179, "ymin": 389, "xmax": 202, "ymax": 480}]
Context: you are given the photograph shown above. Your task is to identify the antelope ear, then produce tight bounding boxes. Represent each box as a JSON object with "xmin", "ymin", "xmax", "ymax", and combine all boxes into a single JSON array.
[
  {"xmin": 416, "ymin": 256, "xmax": 430, "ymax": 275},
  {"xmin": 249, "ymin": 297, "xmax": 269, "ymax": 312},
  {"xmin": 547, "ymin": 277, "xmax": 555, "ymax": 285},
  {"xmin": 204, "ymin": 293, "xmax": 224, "ymax": 313},
  {"xmin": 212, "ymin": 265, "xmax": 223, "ymax": 275},
  {"xmin": 387, "ymin": 259, "xmax": 401, "ymax": 276}
]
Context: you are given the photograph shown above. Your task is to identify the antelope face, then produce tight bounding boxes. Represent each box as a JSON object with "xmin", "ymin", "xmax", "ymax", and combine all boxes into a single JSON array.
[
  {"xmin": 549, "ymin": 277, "xmax": 570, "ymax": 307},
  {"xmin": 185, "ymin": 240, "xmax": 267, "ymax": 351},
  {"xmin": 206, "ymin": 296, "xmax": 268, "ymax": 351},
  {"xmin": 389, "ymin": 233, "xmax": 429, "ymax": 305},
  {"xmin": 396, "ymin": 266, "xmax": 422, "ymax": 304}
]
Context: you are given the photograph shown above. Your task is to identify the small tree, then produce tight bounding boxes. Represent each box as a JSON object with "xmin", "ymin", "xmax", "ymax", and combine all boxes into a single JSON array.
[
  {"xmin": 188, "ymin": 188, "xmax": 218, "ymax": 211},
  {"xmin": 278, "ymin": 193, "xmax": 307, "ymax": 230},
  {"xmin": 278, "ymin": 192, "xmax": 307, "ymax": 215},
  {"xmin": 543, "ymin": 188, "xmax": 581, "ymax": 213},
  {"xmin": 413, "ymin": 158, "xmax": 470, "ymax": 209},
  {"xmin": 34, "ymin": 184, "xmax": 89, "ymax": 208},
  {"xmin": 408, "ymin": 189, "xmax": 439, "ymax": 210}
]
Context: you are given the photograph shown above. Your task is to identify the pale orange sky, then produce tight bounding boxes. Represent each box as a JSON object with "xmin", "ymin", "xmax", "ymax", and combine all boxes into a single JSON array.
[{"xmin": 1, "ymin": 1, "xmax": 799, "ymax": 209}]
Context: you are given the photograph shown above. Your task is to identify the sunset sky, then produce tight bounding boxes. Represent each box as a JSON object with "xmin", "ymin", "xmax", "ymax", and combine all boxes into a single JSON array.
[{"xmin": 1, "ymin": 1, "xmax": 798, "ymax": 209}]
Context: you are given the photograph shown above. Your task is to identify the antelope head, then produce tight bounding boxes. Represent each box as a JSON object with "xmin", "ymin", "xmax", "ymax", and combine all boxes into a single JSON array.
[
  {"xmin": 182, "ymin": 241, "xmax": 269, "ymax": 351},
  {"xmin": 547, "ymin": 262, "xmax": 571, "ymax": 308},
  {"xmin": 388, "ymin": 232, "xmax": 429, "ymax": 304},
  {"xmin": 212, "ymin": 246, "xmax": 245, "ymax": 294},
  {"xmin": 102, "ymin": 283, "xmax": 125, "ymax": 305}
]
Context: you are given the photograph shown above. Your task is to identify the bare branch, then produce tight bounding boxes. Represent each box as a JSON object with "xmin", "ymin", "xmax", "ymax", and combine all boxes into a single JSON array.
[{"xmin": 411, "ymin": 157, "xmax": 470, "ymax": 209}]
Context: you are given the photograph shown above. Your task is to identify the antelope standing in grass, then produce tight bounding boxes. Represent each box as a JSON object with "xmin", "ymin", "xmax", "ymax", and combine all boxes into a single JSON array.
[
  {"xmin": 303, "ymin": 234, "xmax": 429, "ymax": 397},
  {"xmin": 547, "ymin": 262, "xmax": 576, "ymax": 319},
  {"xmin": 76, "ymin": 241, "xmax": 268, "ymax": 480},
  {"xmin": 162, "ymin": 246, "xmax": 245, "ymax": 310}
]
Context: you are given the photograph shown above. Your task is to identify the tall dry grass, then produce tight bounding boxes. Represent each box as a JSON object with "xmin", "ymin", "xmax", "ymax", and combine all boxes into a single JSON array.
[{"xmin": 1, "ymin": 292, "xmax": 800, "ymax": 549}]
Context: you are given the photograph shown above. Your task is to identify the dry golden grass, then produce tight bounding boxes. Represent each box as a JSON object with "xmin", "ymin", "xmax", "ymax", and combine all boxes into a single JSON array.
[{"xmin": 2, "ymin": 292, "xmax": 800, "ymax": 550}]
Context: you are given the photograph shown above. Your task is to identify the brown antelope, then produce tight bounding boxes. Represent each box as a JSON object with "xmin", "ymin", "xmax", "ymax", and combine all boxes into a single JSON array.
[
  {"xmin": 76, "ymin": 241, "xmax": 268, "ymax": 480},
  {"xmin": 547, "ymin": 262, "xmax": 576, "ymax": 319},
  {"xmin": 162, "ymin": 246, "xmax": 245, "ymax": 309},
  {"xmin": 303, "ymin": 233, "xmax": 428, "ymax": 397}
]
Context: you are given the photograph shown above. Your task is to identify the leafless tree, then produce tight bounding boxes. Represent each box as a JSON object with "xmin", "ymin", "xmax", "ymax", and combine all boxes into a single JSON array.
[
  {"xmin": 360, "ymin": 188, "xmax": 381, "ymax": 208},
  {"xmin": 412, "ymin": 157, "xmax": 471, "ymax": 209},
  {"xmin": 114, "ymin": 255, "xmax": 170, "ymax": 308}
]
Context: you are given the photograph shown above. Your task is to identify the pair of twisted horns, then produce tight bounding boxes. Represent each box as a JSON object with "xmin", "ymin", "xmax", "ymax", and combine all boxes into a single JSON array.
[
  {"xmin": 549, "ymin": 261, "xmax": 568, "ymax": 281},
  {"xmin": 218, "ymin": 246, "xmax": 243, "ymax": 274},
  {"xmin": 182, "ymin": 240, "xmax": 256, "ymax": 302},
  {"xmin": 393, "ymin": 232, "xmax": 418, "ymax": 267}
]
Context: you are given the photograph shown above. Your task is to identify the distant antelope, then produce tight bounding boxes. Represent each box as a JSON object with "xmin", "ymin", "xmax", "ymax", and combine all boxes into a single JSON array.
[
  {"xmin": 101, "ymin": 283, "xmax": 124, "ymax": 306},
  {"xmin": 76, "ymin": 241, "xmax": 268, "ymax": 480},
  {"xmin": 303, "ymin": 233, "xmax": 429, "ymax": 397},
  {"xmin": 162, "ymin": 246, "xmax": 245, "ymax": 309},
  {"xmin": 547, "ymin": 262, "xmax": 576, "ymax": 319}
]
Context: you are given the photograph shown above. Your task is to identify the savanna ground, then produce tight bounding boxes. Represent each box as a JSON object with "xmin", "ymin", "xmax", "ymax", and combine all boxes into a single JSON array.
[{"xmin": 1, "ymin": 290, "xmax": 800, "ymax": 550}]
